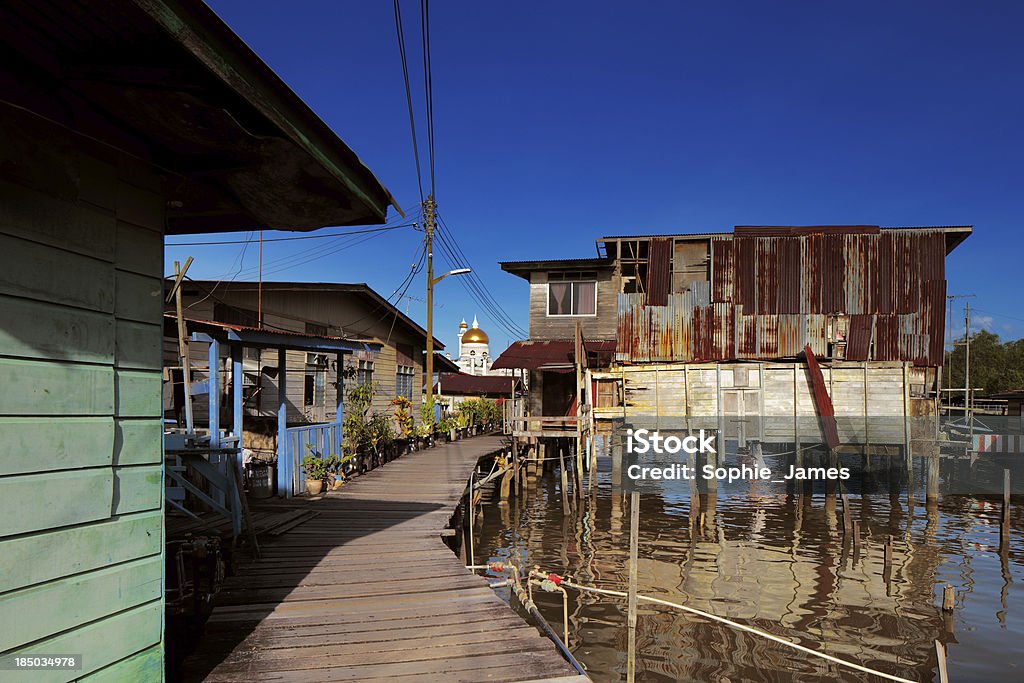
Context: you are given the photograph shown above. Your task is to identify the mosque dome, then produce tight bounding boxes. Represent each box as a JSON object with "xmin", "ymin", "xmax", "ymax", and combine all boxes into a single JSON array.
[{"xmin": 462, "ymin": 327, "xmax": 489, "ymax": 344}]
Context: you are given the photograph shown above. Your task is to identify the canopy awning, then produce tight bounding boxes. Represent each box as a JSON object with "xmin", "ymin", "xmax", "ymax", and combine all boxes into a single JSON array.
[{"xmin": 491, "ymin": 339, "xmax": 616, "ymax": 372}]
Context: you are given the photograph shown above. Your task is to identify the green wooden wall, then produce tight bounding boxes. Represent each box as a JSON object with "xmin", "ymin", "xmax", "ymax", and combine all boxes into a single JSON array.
[{"xmin": 0, "ymin": 107, "xmax": 166, "ymax": 681}]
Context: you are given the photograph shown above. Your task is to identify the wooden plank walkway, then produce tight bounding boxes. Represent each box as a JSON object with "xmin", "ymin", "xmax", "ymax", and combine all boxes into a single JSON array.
[{"xmin": 182, "ymin": 435, "xmax": 588, "ymax": 682}]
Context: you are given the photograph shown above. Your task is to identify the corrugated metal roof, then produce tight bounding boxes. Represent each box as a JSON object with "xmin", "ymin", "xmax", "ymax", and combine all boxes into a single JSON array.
[{"xmin": 616, "ymin": 228, "xmax": 953, "ymax": 366}]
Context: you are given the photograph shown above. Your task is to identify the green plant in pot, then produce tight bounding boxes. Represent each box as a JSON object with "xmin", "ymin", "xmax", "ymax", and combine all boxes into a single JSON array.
[{"xmin": 301, "ymin": 455, "xmax": 329, "ymax": 496}]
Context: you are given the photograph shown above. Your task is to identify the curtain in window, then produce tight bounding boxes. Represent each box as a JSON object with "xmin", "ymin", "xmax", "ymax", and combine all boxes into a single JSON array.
[
  {"xmin": 549, "ymin": 282, "xmax": 571, "ymax": 315},
  {"xmin": 573, "ymin": 281, "xmax": 596, "ymax": 314}
]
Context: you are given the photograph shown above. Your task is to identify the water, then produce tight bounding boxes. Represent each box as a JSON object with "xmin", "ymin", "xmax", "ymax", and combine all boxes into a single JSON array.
[{"xmin": 473, "ymin": 450, "xmax": 1024, "ymax": 682}]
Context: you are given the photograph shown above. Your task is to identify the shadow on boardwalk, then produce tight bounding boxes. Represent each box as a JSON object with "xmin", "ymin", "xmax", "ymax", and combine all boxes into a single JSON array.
[{"xmin": 179, "ymin": 435, "xmax": 585, "ymax": 683}]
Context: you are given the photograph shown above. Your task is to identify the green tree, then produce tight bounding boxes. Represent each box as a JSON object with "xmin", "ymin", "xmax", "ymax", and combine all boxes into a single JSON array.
[{"xmin": 944, "ymin": 330, "xmax": 1024, "ymax": 395}]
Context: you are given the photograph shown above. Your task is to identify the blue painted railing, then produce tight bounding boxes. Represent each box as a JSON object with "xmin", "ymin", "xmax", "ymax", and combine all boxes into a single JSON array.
[{"xmin": 279, "ymin": 421, "xmax": 344, "ymax": 497}]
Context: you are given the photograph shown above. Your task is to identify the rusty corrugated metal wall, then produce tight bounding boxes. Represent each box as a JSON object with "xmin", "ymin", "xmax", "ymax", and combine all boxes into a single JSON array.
[{"xmin": 617, "ymin": 228, "xmax": 947, "ymax": 366}]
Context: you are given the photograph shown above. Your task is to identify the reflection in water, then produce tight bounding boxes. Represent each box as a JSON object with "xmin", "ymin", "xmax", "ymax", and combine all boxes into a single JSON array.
[{"xmin": 474, "ymin": 438, "xmax": 1023, "ymax": 682}]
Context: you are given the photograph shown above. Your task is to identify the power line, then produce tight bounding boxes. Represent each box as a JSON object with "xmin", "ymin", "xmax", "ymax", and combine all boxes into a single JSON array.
[
  {"xmin": 166, "ymin": 223, "xmax": 415, "ymax": 247},
  {"xmin": 433, "ymin": 232, "xmax": 526, "ymax": 340},
  {"xmin": 421, "ymin": 0, "xmax": 436, "ymax": 196},
  {"xmin": 434, "ymin": 213, "xmax": 528, "ymax": 338},
  {"xmin": 394, "ymin": 0, "xmax": 424, "ymax": 202}
]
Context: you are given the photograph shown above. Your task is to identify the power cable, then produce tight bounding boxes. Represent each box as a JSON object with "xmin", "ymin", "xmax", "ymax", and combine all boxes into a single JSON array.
[{"xmin": 394, "ymin": 0, "xmax": 425, "ymax": 203}]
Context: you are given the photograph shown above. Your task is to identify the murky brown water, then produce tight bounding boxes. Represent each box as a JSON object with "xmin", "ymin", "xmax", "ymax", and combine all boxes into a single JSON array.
[{"xmin": 473, "ymin": 442, "xmax": 1023, "ymax": 682}]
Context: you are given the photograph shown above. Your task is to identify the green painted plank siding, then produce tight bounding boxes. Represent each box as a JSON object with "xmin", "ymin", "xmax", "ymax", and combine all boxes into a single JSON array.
[
  {"xmin": 115, "ymin": 370, "xmax": 163, "ymax": 417},
  {"xmin": 115, "ymin": 320, "xmax": 162, "ymax": 370},
  {"xmin": 0, "ymin": 234, "xmax": 115, "ymax": 313},
  {"xmin": 0, "ymin": 417, "xmax": 115, "ymax": 475},
  {"xmin": 0, "ymin": 296, "xmax": 115, "ymax": 365},
  {"xmin": 0, "ymin": 114, "xmax": 166, "ymax": 678},
  {"xmin": 78, "ymin": 643, "xmax": 163, "ymax": 682},
  {"xmin": 113, "ymin": 271, "xmax": 163, "ymax": 324},
  {"xmin": 0, "ymin": 358, "xmax": 114, "ymax": 416},
  {"xmin": 4, "ymin": 602, "xmax": 162, "ymax": 683},
  {"xmin": 0, "ymin": 556, "xmax": 162, "ymax": 652},
  {"xmin": 114, "ymin": 418, "xmax": 163, "ymax": 466},
  {"xmin": 0, "ymin": 469, "xmax": 115, "ymax": 538},
  {"xmin": 0, "ymin": 511, "xmax": 161, "ymax": 594},
  {"xmin": 0, "ymin": 181, "xmax": 116, "ymax": 262},
  {"xmin": 113, "ymin": 465, "xmax": 164, "ymax": 515}
]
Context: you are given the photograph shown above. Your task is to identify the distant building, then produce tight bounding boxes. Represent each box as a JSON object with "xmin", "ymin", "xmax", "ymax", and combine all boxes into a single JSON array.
[
  {"xmin": 495, "ymin": 226, "xmax": 971, "ymax": 444},
  {"xmin": 453, "ymin": 315, "xmax": 515, "ymax": 377}
]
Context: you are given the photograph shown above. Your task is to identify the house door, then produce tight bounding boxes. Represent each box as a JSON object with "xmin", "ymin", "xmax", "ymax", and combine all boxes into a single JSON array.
[{"xmin": 721, "ymin": 388, "xmax": 761, "ymax": 447}]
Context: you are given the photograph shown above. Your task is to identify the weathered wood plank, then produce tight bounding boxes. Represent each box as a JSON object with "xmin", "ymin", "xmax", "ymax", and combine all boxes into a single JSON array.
[
  {"xmin": 115, "ymin": 319, "xmax": 162, "ymax": 370},
  {"xmin": 0, "ymin": 234, "xmax": 114, "ymax": 312},
  {"xmin": 112, "ymin": 465, "xmax": 163, "ymax": 514},
  {"xmin": 0, "ymin": 357, "xmax": 114, "ymax": 416},
  {"xmin": 6, "ymin": 601, "xmax": 161, "ymax": 682},
  {"xmin": 114, "ymin": 369, "xmax": 162, "ymax": 417},
  {"xmin": 114, "ymin": 418, "xmax": 162, "ymax": 466},
  {"xmin": 78, "ymin": 643, "xmax": 163, "ymax": 683},
  {"xmin": 0, "ymin": 468, "xmax": 114, "ymax": 538},
  {"xmin": 185, "ymin": 435, "xmax": 580, "ymax": 682},
  {"xmin": 0, "ymin": 511, "xmax": 161, "ymax": 593},
  {"xmin": 0, "ymin": 556, "xmax": 161, "ymax": 651},
  {"xmin": 0, "ymin": 416, "xmax": 114, "ymax": 475},
  {"xmin": 114, "ymin": 270, "xmax": 162, "ymax": 323},
  {"xmin": 0, "ymin": 295, "xmax": 114, "ymax": 364},
  {"xmin": 0, "ymin": 180, "xmax": 116, "ymax": 261}
]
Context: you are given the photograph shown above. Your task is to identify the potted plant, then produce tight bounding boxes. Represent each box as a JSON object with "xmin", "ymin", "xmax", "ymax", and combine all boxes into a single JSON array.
[
  {"xmin": 391, "ymin": 396, "xmax": 414, "ymax": 455},
  {"xmin": 301, "ymin": 455, "xmax": 329, "ymax": 496}
]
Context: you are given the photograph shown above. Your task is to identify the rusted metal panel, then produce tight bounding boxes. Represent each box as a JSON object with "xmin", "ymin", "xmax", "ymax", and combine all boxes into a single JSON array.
[
  {"xmin": 615, "ymin": 228, "xmax": 949, "ymax": 366},
  {"xmin": 778, "ymin": 237, "xmax": 801, "ymax": 314},
  {"xmin": 735, "ymin": 237, "xmax": 756, "ymax": 312},
  {"xmin": 846, "ymin": 314, "xmax": 874, "ymax": 361},
  {"xmin": 711, "ymin": 238, "xmax": 734, "ymax": 303},
  {"xmin": 645, "ymin": 238, "xmax": 672, "ymax": 306}
]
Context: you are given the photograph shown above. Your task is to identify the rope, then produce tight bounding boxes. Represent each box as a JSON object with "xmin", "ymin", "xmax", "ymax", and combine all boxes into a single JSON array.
[{"xmin": 557, "ymin": 577, "xmax": 917, "ymax": 683}]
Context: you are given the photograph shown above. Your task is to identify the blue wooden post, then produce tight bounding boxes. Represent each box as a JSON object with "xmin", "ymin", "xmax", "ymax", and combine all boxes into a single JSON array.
[
  {"xmin": 342, "ymin": 356, "xmax": 350, "ymax": 423},
  {"xmin": 277, "ymin": 347, "xmax": 289, "ymax": 497},
  {"xmin": 230, "ymin": 342, "xmax": 244, "ymax": 536},
  {"xmin": 208, "ymin": 338, "xmax": 224, "ymax": 507}
]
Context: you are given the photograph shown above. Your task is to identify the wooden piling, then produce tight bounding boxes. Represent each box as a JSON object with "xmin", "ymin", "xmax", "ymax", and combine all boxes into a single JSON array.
[
  {"xmin": 1001, "ymin": 468, "xmax": 1011, "ymax": 553},
  {"xmin": 627, "ymin": 490, "xmax": 640, "ymax": 683},
  {"xmin": 852, "ymin": 520, "xmax": 861, "ymax": 553},
  {"xmin": 942, "ymin": 585, "xmax": 955, "ymax": 611},
  {"xmin": 559, "ymin": 441, "xmax": 570, "ymax": 515},
  {"xmin": 935, "ymin": 640, "xmax": 949, "ymax": 683},
  {"xmin": 884, "ymin": 534, "xmax": 893, "ymax": 568}
]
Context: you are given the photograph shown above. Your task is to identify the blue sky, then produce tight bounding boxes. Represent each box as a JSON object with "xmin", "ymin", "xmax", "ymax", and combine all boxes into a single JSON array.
[{"xmin": 165, "ymin": 1, "xmax": 1024, "ymax": 352}]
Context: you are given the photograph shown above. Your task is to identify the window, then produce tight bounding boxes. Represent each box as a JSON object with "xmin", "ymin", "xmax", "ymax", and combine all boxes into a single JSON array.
[
  {"xmin": 357, "ymin": 360, "xmax": 374, "ymax": 387},
  {"xmin": 548, "ymin": 279, "xmax": 596, "ymax": 316},
  {"xmin": 396, "ymin": 365, "xmax": 415, "ymax": 400}
]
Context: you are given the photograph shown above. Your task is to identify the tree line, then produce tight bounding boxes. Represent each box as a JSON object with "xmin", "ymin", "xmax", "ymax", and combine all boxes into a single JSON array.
[{"xmin": 943, "ymin": 330, "xmax": 1024, "ymax": 395}]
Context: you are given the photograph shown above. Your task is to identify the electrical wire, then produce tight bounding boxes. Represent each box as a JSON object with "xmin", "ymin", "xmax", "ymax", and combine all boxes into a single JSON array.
[
  {"xmin": 433, "ymin": 214, "xmax": 528, "ymax": 339},
  {"xmin": 435, "ymin": 216, "xmax": 526, "ymax": 336},
  {"xmin": 394, "ymin": 0, "xmax": 425, "ymax": 203},
  {"xmin": 165, "ymin": 223, "xmax": 416, "ymax": 247},
  {"xmin": 421, "ymin": 0, "xmax": 435, "ymax": 196}
]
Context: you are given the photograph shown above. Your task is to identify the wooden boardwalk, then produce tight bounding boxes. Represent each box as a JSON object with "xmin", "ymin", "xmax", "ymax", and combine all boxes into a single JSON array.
[{"xmin": 182, "ymin": 435, "xmax": 588, "ymax": 682}]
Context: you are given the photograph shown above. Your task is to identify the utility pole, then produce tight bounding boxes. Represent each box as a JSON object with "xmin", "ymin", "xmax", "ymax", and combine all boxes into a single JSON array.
[
  {"xmin": 965, "ymin": 302, "xmax": 972, "ymax": 418},
  {"xmin": 424, "ymin": 195, "xmax": 438, "ymax": 405}
]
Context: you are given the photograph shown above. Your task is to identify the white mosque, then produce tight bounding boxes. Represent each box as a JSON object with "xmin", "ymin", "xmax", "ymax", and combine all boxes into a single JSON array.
[{"xmin": 453, "ymin": 316, "xmax": 511, "ymax": 376}]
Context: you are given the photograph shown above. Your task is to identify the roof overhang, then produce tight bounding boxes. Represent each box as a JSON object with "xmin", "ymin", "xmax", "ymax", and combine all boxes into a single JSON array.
[
  {"xmin": 165, "ymin": 315, "xmax": 382, "ymax": 354},
  {"xmin": 499, "ymin": 258, "xmax": 614, "ymax": 281},
  {"xmin": 1, "ymin": 0, "xmax": 398, "ymax": 233},
  {"xmin": 178, "ymin": 281, "xmax": 444, "ymax": 349},
  {"xmin": 491, "ymin": 339, "xmax": 617, "ymax": 372}
]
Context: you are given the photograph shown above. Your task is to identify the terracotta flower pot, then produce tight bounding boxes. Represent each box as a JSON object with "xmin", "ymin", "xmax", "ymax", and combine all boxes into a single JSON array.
[{"xmin": 305, "ymin": 478, "xmax": 325, "ymax": 496}]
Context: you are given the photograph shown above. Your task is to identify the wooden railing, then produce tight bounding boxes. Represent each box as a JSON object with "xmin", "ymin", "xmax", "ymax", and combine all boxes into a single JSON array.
[{"xmin": 281, "ymin": 420, "xmax": 344, "ymax": 497}]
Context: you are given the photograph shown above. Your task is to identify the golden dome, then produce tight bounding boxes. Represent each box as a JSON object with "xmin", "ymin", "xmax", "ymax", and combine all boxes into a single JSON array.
[{"xmin": 462, "ymin": 328, "xmax": 489, "ymax": 344}]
